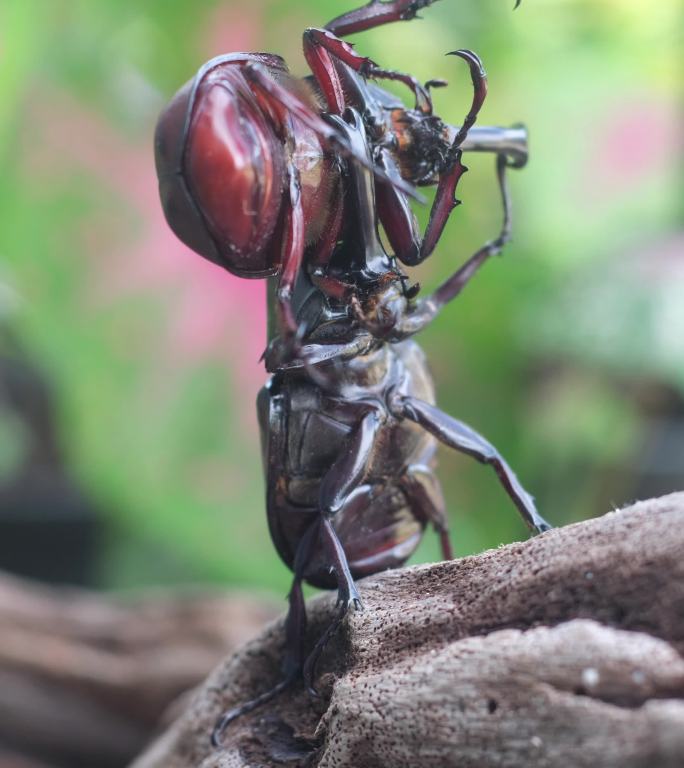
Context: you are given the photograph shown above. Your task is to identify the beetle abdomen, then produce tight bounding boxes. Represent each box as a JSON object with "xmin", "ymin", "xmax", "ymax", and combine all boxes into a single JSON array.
[{"xmin": 155, "ymin": 54, "xmax": 288, "ymax": 277}]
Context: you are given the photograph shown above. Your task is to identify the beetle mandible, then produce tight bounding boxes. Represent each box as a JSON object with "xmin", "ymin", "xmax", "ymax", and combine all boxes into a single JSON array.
[{"xmin": 153, "ymin": 0, "xmax": 549, "ymax": 746}]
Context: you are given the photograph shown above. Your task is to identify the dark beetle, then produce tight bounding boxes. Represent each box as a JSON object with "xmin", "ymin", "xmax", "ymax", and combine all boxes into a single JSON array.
[{"xmin": 153, "ymin": 0, "xmax": 547, "ymax": 746}]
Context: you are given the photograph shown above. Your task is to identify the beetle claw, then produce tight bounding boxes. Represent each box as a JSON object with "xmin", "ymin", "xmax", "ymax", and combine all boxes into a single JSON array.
[
  {"xmin": 533, "ymin": 520, "xmax": 553, "ymax": 535},
  {"xmin": 338, "ymin": 592, "xmax": 363, "ymax": 611}
]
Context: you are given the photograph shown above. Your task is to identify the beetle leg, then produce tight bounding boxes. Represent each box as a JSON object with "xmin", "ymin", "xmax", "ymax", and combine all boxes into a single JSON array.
[
  {"xmin": 210, "ymin": 521, "xmax": 319, "ymax": 746},
  {"xmin": 391, "ymin": 153, "xmax": 512, "ymax": 339},
  {"xmin": 325, "ymin": 0, "xmax": 521, "ymax": 36},
  {"xmin": 302, "ymin": 517, "xmax": 363, "ymax": 696},
  {"xmin": 304, "ymin": 28, "xmax": 432, "ymax": 113},
  {"xmin": 399, "ymin": 463, "xmax": 453, "ymax": 560},
  {"xmin": 325, "ymin": 0, "xmax": 441, "ymax": 37},
  {"xmin": 390, "ymin": 393, "xmax": 553, "ymax": 535},
  {"xmin": 301, "ymin": 408, "xmax": 383, "ymax": 693},
  {"xmin": 320, "ymin": 517, "xmax": 363, "ymax": 610},
  {"xmin": 265, "ymin": 333, "xmax": 376, "ymax": 379},
  {"xmin": 377, "ymin": 51, "xmax": 487, "ymax": 267},
  {"xmin": 302, "ymin": 598, "xmax": 348, "ymax": 697},
  {"xmin": 318, "ymin": 409, "xmax": 383, "ymax": 535}
]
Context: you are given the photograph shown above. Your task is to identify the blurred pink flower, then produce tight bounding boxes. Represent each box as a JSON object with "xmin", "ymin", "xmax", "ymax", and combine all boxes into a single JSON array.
[{"xmin": 586, "ymin": 98, "xmax": 681, "ymax": 200}]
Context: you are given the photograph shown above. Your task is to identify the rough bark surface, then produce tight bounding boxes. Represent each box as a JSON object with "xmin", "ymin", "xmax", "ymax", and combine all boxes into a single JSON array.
[
  {"xmin": 0, "ymin": 575, "xmax": 278, "ymax": 768},
  {"xmin": 131, "ymin": 494, "xmax": 684, "ymax": 768}
]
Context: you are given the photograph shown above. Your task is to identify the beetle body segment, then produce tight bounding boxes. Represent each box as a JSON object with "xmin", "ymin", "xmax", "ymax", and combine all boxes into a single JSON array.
[
  {"xmin": 155, "ymin": 53, "xmax": 339, "ymax": 277},
  {"xmin": 259, "ymin": 341, "xmax": 441, "ymax": 589},
  {"xmin": 185, "ymin": 67, "xmax": 285, "ymax": 270}
]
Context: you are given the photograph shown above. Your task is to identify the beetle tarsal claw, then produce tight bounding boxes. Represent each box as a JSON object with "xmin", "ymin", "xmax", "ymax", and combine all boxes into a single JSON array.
[{"xmin": 534, "ymin": 521, "xmax": 553, "ymax": 534}]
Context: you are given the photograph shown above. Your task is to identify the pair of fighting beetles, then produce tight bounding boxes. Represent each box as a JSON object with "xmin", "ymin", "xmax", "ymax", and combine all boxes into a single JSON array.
[{"xmin": 154, "ymin": 0, "xmax": 550, "ymax": 745}]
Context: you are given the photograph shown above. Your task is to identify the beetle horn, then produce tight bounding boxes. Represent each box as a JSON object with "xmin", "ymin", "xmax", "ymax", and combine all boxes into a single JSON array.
[{"xmin": 459, "ymin": 124, "xmax": 529, "ymax": 169}]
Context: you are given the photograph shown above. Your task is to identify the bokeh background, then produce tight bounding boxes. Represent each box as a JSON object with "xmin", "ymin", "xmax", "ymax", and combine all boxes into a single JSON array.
[{"xmin": 0, "ymin": 0, "xmax": 681, "ymax": 594}]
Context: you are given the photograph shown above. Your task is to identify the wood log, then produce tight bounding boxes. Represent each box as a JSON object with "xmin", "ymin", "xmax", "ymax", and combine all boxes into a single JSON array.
[
  {"xmin": 130, "ymin": 493, "xmax": 684, "ymax": 768},
  {"xmin": 0, "ymin": 575, "xmax": 279, "ymax": 768}
]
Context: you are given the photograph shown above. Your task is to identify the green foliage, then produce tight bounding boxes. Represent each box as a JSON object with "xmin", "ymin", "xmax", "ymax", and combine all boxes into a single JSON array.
[{"xmin": 0, "ymin": 0, "xmax": 681, "ymax": 593}]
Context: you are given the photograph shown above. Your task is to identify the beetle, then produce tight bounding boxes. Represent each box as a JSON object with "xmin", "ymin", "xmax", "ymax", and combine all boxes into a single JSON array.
[
  {"xmin": 154, "ymin": 0, "xmax": 527, "ymax": 348},
  {"xmin": 153, "ymin": 0, "xmax": 547, "ymax": 747},
  {"xmin": 208, "ymin": 123, "xmax": 551, "ymax": 746}
]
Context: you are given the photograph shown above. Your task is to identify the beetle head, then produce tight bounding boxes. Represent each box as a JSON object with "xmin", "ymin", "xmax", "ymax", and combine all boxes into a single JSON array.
[{"xmin": 389, "ymin": 109, "xmax": 452, "ymax": 185}]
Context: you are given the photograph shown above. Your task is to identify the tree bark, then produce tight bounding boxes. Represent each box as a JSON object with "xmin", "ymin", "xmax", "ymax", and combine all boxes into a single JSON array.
[
  {"xmin": 0, "ymin": 575, "xmax": 279, "ymax": 768},
  {"xmin": 130, "ymin": 493, "xmax": 684, "ymax": 768}
]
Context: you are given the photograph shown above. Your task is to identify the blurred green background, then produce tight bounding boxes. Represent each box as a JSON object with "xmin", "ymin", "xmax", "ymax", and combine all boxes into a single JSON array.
[{"xmin": 0, "ymin": 0, "xmax": 681, "ymax": 594}]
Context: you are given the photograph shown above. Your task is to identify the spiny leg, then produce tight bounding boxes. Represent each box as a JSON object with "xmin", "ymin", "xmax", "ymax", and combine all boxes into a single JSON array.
[
  {"xmin": 211, "ymin": 521, "xmax": 319, "ymax": 747},
  {"xmin": 392, "ymin": 153, "xmax": 514, "ymax": 339},
  {"xmin": 374, "ymin": 51, "xmax": 488, "ymax": 267},
  {"xmin": 304, "ymin": 28, "xmax": 432, "ymax": 113},
  {"xmin": 391, "ymin": 393, "xmax": 552, "ymax": 534},
  {"xmin": 306, "ymin": 30, "xmax": 484, "ymax": 123},
  {"xmin": 325, "ymin": 0, "xmax": 443, "ymax": 37},
  {"xmin": 399, "ymin": 462, "xmax": 453, "ymax": 560},
  {"xmin": 308, "ymin": 26, "xmax": 509, "ymax": 165},
  {"xmin": 326, "ymin": 0, "xmax": 522, "ymax": 35},
  {"xmin": 301, "ymin": 408, "xmax": 383, "ymax": 693},
  {"xmin": 416, "ymin": 50, "xmax": 487, "ymax": 261},
  {"xmin": 302, "ymin": 519, "xmax": 362, "ymax": 695}
]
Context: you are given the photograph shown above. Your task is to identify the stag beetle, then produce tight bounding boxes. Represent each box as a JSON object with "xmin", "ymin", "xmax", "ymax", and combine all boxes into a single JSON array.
[{"xmin": 153, "ymin": 0, "xmax": 548, "ymax": 747}]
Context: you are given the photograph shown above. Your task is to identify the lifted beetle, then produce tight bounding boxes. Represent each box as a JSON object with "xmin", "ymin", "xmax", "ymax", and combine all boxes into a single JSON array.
[
  {"xmin": 155, "ymin": 0, "xmax": 527, "ymax": 345},
  {"xmin": 153, "ymin": 0, "xmax": 548, "ymax": 747}
]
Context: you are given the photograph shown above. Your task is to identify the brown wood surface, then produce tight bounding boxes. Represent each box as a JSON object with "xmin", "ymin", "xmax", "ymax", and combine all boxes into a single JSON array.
[
  {"xmin": 0, "ymin": 575, "xmax": 279, "ymax": 768},
  {"xmin": 130, "ymin": 494, "xmax": 684, "ymax": 768}
]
